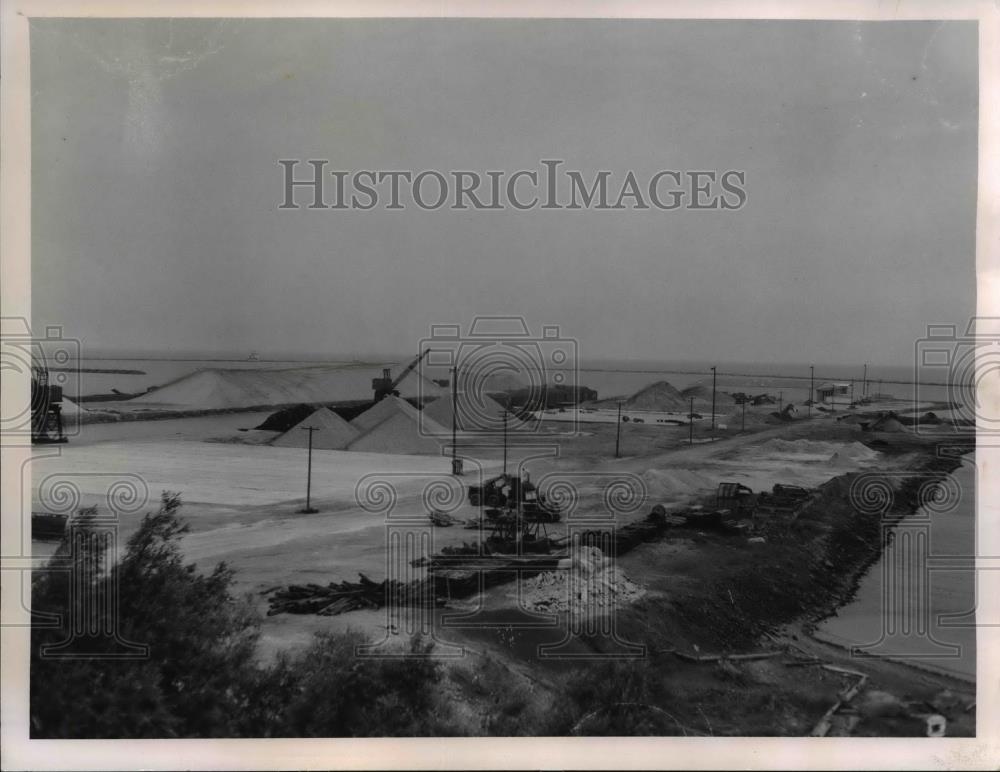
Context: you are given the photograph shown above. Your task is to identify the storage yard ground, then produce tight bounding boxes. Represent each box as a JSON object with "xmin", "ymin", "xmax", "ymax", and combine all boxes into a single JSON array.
[{"xmin": 29, "ymin": 400, "xmax": 976, "ymax": 736}]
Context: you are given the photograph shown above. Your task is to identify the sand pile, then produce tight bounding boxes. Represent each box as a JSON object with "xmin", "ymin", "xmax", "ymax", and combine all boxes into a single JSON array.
[
  {"xmin": 840, "ymin": 441, "xmax": 880, "ymax": 461},
  {"xmin": 518, "ymin": 545, "xmax": 645, "ymax": 615},
  {"xmin": 757, "ymin": 438, "xmax": 882, "ymax": 466},
  {"xmin": 624, "ymin": 381, "xmax": 689, "ymax": 411},
  {"xmin": 642, "ymin": 468, "xmax": 715, "ymax": 498},
  {"xmin": 271, "ymin": 407, "xmax": 360, "ymax": 450},
  {"xmin": 130, "ymin": 364, "xmax": 445, "ymax": 410},
  {"xmin": 347, "ymin": 396, "xmax": 448, "ymax": 455},
  {"xmin": 828, "ymin": 443, "xmax": 881, "ymax": 468},
  {"xmin": 351, "ymin": 396, "xmax": 420, "ymax": 432}
]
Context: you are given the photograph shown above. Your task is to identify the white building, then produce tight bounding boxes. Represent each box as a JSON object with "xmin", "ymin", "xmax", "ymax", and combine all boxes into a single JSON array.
[{"xmin": 815, "ymin": 382, "xmax": 852, "ymax": 406}]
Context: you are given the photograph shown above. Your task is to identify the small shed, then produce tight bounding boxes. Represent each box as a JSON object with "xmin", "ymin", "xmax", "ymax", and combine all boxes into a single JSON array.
[{"xmin": 815, "ymin": 382, "xmax": 851, "ymax": 406}]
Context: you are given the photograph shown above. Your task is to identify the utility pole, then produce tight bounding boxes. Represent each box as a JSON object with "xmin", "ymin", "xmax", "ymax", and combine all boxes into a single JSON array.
[
  {"xmin": 863, "ymin": 362, "xmax": 868, "ymax": 397},
  {"xmin": 689, "ymin": 396, "xmax": 694, "ymax": 445},
  {"xmin": 710, "ymin": 366, "xmax": 717, "ymax": 439},
  {"xmin": 450, "ymin": 365, "xmax": 461, "ymax": 476},
  {"xmin": 299, "ymin": 426, "xmax": 318, "ymax": 514},
  {"xmin": 741, "ymin": 397, "xmax": 746, "ymax": 432},
  {"xmin": 502, "ymin": 410, "xmax": 508, "ymax": 478},
  {"xmin": 778, "ymin": 391, "xmax": 783, "ymax": 412},
  {"xmin": 808, "ymin": 365, "xmax": 814, "ymax": 418},
  {"xmin": 850, "ymin": 379, "xmax": 855, "ymax": 405},
  {"xmin": 615, "ymin": 401, "xmax": 623, "ymax": 458}
]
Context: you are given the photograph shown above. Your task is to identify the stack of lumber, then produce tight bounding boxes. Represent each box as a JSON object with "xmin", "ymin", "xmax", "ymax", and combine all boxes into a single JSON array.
[{"xmin": 265, "ymin": 573, "xmax": 438, "ymax": 616}]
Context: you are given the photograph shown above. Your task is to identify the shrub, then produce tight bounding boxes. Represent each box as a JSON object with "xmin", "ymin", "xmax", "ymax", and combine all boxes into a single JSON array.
[{"xmin": 30, "ymin": 493, "xmax": 446, "ymax": 738}]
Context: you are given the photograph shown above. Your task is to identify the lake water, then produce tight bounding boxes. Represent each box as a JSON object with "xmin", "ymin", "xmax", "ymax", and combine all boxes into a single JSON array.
[
  {"xmin": 814, "ymin": 453, "xmax": 977, "ymax": 682},
  {"xmin": 48, "ymin": 354, "xmax": 957, "ymax": 407}
]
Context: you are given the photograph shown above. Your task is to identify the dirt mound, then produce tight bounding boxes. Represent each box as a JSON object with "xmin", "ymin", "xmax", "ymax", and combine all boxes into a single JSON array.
[
  {"xmin": 271, "ymin": 407, "xmax": 360, "ymax": 450},
  {"xmin": 766, "ymin": 404, "xmax": 799, "ymax": 423},
  {"xmin": 757, "ymin": 438, "xmax": 877, "ymax": 460},
  {"xmin": 756, "ymin": 439, "xmax": 881, "ymax": 469},
  {"xmin": 130, "ymin": 364, "xmax": 444, "ymax": 410},
  {"xmin": 827, "ymin": 442, "xmax": 882, "ymax": 469},
  {"xmin": 872, "ymin": 414, "xmax": 907, "ymax": 433},
  {"xmin": 840, "ymin": 441, "xmax": 881, "ymax": 461},
  {"xmin": 517, "ymin": 545, "xmax": 645, "ymax": 615},
  {"xmin": 642, "ymin": 468, "xmax": 715, "ymax": 498},
  {"xmin": 624, "ymin": 381, "xmax": 689, "ymax": 411}
]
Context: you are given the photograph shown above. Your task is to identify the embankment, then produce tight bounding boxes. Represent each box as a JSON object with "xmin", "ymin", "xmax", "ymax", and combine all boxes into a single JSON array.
[{"xmin": 659, "ymin": 445, "xmax": 970, "ymax": 651}]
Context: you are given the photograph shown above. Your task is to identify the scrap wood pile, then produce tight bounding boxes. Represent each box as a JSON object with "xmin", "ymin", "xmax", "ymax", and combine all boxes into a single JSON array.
[
  {"xmin": 265, "ymin": 552, "xmax": 567, "ymax": 616},
  {"xmin": 754, "ymin": 484, "xmax": 814, "ymax": 518},
  {"xmin": 265, "ymin": 573, "xmax": 439, "ymax": 616},
  {"xmin": 411, "ymin": 537, "xmax": 567, "ymax": 566},
  {"xmin": 426, "ymin": 510, "xmax": 494, "ymax": 529},
  {"xmin": 428, "ymin": 510, "xmax": 461, "ymax": 527},
  {"xmin": 423, "ymin": 552, "xmax": 565, "ymax": 571}
]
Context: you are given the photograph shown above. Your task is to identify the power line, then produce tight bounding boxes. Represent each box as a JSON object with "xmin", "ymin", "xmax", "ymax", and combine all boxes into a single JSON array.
[{"xmin": 573, "ymin": 367, "xmax": 963, "ymax": 388}]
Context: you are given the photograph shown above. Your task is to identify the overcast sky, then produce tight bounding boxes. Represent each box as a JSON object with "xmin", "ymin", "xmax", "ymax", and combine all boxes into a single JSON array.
[{"xmin": 30, "ymin": 19, "xmax": 977, "ymax": 365}]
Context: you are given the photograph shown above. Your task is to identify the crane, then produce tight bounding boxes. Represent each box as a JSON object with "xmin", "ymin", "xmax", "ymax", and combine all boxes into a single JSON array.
[{"xmin": 371, "ymin": 349, "xmax": 432, "ymax": 402}]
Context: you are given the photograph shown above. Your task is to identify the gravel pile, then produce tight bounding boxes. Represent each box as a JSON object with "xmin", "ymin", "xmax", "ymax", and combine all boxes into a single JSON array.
[{"xmin": 516, "ymin": 546, "xmax": 645, "ymax": 615}]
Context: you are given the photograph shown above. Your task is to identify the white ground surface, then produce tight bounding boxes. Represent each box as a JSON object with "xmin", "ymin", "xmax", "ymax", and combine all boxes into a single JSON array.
[
  {"xmin": 27, "ymin": 409, "xmax": 935, "ymax": 660},
  {"xmin": 67, "ymin": 411, "xmax": 276, "ymax": 446},
  {"xmin": 32, "ymin": 440, "xmax": 465, "ymax": 507}
]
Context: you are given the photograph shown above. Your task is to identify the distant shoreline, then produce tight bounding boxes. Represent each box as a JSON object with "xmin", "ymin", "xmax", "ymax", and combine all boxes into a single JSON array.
[
  {"xmin": 55, "ymin": 358, "xmax": 960, "ymax": 388},
  {"xmin": 50, "ymin": 367, "xmax": 146, "ymax": 375}
]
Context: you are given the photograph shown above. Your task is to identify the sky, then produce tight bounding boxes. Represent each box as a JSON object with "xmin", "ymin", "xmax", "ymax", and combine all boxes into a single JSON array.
[{"xmin": 30, "ymin": 19, "xmax": 978, "ymax": 366}]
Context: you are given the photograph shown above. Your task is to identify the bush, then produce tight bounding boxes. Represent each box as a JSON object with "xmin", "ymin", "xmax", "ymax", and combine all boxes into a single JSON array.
[
  {"xmin": 30, "ymin": 494, "xmax": 444, "ymax": 738},
  {"xmin": 268, "ymin": 633, "xmax": 445, "ymax": 737}
]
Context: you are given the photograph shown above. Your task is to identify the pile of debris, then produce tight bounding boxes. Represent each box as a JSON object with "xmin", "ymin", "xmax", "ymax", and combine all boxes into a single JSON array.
[
  {"xmin": 265, "ymin": 573, "xmax": 438, "ymax": 616},
  {"xmin": 754, "ymin": 484, "xmax": 813, "ymax": 518},
  {"xmin": 518, "ymin": 545, "xmax": 645, "ymax": 615}
]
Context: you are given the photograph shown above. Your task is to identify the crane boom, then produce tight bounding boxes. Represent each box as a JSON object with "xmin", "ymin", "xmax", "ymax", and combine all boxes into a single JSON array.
[{"xmin": 388, "ymin": 348, "xmax": 431, "ymax": 391}]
